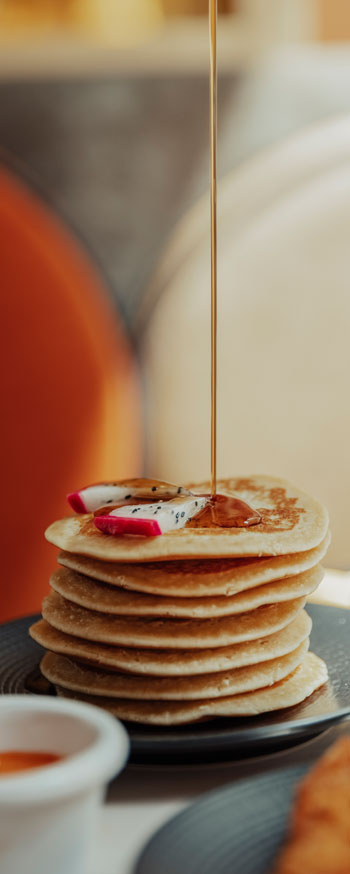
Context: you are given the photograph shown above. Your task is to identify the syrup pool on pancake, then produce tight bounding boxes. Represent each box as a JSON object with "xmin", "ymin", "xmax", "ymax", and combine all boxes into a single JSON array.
[{"xmin": 66, "ymin": 479, "xmax": 262, "ymax": 537}]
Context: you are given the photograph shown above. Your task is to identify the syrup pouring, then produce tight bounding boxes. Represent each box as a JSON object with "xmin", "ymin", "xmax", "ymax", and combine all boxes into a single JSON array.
[{"xmin": 66, "ymin": 1, "xmax": 261, "ymax": 538}]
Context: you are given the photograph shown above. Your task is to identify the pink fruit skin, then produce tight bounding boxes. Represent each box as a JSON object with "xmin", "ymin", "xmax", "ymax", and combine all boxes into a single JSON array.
[
  {"xmin": 67, "ymin": 492, "xmax": 86, "ymax": 513},
  {"xmin": 94, "ymin": 515, "xmax": 162, "ymax": 537}
]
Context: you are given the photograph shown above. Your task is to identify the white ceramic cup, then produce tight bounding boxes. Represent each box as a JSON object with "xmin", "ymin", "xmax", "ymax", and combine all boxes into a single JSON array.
[{"xmin": 0, "ymin": 695, "xmax": 129, "ymax": 874}]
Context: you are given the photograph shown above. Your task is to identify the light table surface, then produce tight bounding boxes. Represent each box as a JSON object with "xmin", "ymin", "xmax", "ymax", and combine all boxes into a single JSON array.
[{"xmin": 89, "ymin": 721, "xmax": 349, "ymax": 874}]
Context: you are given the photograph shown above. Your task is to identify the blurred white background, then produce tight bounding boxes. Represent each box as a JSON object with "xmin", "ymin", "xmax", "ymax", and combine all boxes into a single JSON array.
[{"xmin": 1, "ymin": 0, "xmax": 350, "ymax": 569}]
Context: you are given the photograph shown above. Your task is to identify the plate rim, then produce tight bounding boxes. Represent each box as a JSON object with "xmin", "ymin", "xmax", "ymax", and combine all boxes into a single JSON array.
[{"xmin": 134, "ymin": 761, "xmax": 308, "ymax": 874}]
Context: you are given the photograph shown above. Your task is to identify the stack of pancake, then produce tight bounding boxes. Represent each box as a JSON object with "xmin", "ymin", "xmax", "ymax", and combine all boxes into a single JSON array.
[{"xmin": 30, "ymin": 476, "xmax": 330, "ymax": 726}]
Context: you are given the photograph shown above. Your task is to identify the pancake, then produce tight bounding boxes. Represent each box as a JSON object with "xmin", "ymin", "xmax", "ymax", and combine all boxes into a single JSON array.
[
  {"xmin": 58, "ymin": 533, "xmax": 330, "ymax": 597},
  {"xmin": 45, "ymin": 476, "xmax": 329, "ymax": 561},
  {"xmin": 56, "ymin": 652, "xmax": 328, "ymax": 724},
  {"xmin": 42, "ymin": 590, "xmax": 306, "ymax": 648},
  {"xmin": 30, "ymin": 610, "xmax": 311, "ymax": 676},
  {"xmin": 49, "ymin": 564, "xmax": 323, "ymax": 618},
  {"xmin": 40, "ymin": 639, "xmax": 309, "ymax": 700}
]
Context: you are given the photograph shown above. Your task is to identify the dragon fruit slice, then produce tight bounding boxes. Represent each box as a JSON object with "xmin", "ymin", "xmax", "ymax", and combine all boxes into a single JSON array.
[
  {"xmin": 94, "ymin": 495, "xmax": 208, "ymax": 537},
  {"xmin": 94, "ymin": 516, "xmax": 162, "ymax": 537},
  {"xmin": 67, "ymin": 479, "xmax": 192, "ymax": 513}
]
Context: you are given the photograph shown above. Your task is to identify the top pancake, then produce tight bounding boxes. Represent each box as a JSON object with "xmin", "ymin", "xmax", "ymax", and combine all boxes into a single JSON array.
[{"xmin": 45, "ymin": 476, "xmax": 328, "ymax": 561}]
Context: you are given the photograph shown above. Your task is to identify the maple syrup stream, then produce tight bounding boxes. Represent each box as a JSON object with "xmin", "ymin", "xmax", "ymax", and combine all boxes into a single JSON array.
[
  {"xmin": 209, "ymin": 0, "xmax": 217, "ymax": 501},
  {"xmin": 94, "ymin": 5, "xmax": 261, "ymax": 532},
  {"xmin": 205, "ymin": 0, "xmax": 261, "ymax": 528}
]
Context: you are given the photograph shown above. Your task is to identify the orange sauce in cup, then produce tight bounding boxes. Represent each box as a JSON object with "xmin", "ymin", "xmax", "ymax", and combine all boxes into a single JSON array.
[{"xmin": 0, "ymin": 751, "xmax": 61, "ymax": 775}]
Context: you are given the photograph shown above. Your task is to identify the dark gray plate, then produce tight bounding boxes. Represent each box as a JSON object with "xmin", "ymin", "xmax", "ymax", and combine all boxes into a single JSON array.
[
  {"xmin": 0, "ymin": 605, "xmax": 349, "ymax": 764},
  {"xmin": 135, "ymin": 764, "xmax": 307, "ymax": 874}
]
